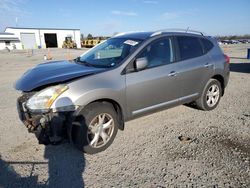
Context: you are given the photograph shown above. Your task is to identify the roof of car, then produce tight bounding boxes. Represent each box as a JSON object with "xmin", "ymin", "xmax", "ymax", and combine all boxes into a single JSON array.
[
  {"xmin": 113, "ymin": 30, "xmax": 206, "ymax": 40},
  {"xmin": 113, "ymin": 31, "xmax": 154, "ymax": 40}
]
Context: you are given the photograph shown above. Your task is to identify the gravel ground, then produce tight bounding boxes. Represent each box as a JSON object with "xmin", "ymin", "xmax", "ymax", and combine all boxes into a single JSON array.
[{"xmin": 0, "ymin": 44, "xmax": 249, "ymax": 187}]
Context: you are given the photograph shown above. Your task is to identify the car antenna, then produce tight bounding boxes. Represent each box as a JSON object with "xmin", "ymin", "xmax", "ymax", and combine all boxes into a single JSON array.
[{"xmin": 185, "ymin": 27, "xmax": 190, "ymax": 33}]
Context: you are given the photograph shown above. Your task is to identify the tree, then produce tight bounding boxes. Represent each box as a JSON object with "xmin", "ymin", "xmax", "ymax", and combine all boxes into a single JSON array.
[{"xmin": 87, "ymin": 33, "xmax": 93, "ymax": 39}]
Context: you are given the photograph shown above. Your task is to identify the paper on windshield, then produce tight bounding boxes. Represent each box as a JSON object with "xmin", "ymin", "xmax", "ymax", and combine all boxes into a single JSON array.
[{"xmin": 124, "ymin": 40, "xmax": 139, "ymax": 46}]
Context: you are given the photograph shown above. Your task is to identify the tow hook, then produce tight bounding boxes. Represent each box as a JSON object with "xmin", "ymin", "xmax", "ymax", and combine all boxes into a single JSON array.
[{"xmin": 40, "ymin": 116, "xmax": 48, "ymax": 128}]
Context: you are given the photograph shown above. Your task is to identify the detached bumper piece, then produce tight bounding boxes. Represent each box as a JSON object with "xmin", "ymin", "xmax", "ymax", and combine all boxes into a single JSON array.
[{"xmin": 17, "ymin": 93, "xmax": 72, "ymax": 145}]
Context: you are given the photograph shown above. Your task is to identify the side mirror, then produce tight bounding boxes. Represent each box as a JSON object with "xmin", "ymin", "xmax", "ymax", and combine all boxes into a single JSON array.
[{"xmin": 135, "ymin": 57, "xmax": 148, "ymax": 71}]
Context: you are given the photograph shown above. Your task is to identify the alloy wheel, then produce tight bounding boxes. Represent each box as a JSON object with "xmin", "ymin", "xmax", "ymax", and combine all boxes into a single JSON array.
[
  {"xmin": 206, "ymin": 84, "xmax": 220, "ymax": 107},
  {"xmin": 88, "ymin": 113, "xmax": 115, "ymax": 148}
]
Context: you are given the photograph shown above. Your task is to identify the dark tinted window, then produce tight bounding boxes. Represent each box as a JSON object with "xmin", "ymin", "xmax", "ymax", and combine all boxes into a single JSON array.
[
  {"xmin": 177, "ymin": 36, "xmax": 203, "ymax": 60},
  {"xmin": 201, "ymin": 38, "xmax": 214, "ymax": 53},
  {"xmin": 137, "ymin": 38, "xmax": 173, "ymax": 68}
]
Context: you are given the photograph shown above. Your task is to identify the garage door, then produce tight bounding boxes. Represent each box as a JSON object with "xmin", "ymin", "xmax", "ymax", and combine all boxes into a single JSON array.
[{"xmin": 20, "ymin": 33, "xmax": 36, "ymax": 49}]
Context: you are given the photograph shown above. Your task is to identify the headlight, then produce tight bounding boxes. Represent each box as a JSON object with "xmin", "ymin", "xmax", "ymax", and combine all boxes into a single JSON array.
[{"xmin": 26, "ymin": 85, "xmax": 68, "ymax": 111}]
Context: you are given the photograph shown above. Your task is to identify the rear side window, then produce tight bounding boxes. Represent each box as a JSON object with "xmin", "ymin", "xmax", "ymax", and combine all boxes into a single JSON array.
[
  {"xmin": 201, "ymin": 38, "xmax": 214, "ymax": 54},
  {"xmin": 177, "ymin": 36, "xmax": 203, "ymax": 60}
]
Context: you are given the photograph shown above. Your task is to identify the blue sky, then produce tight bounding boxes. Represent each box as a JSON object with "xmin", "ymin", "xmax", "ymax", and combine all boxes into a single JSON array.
[{"xmin": 0, "ymin": 0, "xmax": 249, "ymax": 36}]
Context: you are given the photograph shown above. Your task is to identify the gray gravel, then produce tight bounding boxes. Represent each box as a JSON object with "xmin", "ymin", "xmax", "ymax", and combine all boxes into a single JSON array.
[{"xmin": 0, "ymin": 45, "xmax": 250, "ymax": 187}]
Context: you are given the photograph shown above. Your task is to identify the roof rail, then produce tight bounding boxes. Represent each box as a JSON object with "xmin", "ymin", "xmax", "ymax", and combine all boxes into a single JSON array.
[
  {"xmin": 114, "ymin": 30, "xmax": 146, "ymax": 37},
  {"xmin": 151, "ymin": 28, "xmax": 205, "ymax": 37}
]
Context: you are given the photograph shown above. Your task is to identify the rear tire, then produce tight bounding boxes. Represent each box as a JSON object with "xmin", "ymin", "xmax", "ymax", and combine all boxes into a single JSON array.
[
  {"xmin": 195, "ymin": 79, "xmax": 222, "ymax": 111},
  {"xmin": 71, "ymin": 102, "xmax": 118, "ymax": 154}
]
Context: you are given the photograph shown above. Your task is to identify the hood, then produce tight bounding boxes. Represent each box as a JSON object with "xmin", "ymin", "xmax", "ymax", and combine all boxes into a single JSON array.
[{"xmin": 15, "ymin": 60, "xmax": 105, "ymax": 91}]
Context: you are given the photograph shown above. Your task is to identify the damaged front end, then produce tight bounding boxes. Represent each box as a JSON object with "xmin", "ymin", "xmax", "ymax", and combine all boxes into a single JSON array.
[
  {"xmin": 16, "ymin": 88, "xmax": 75, "ymax": 145},
  {"xmin": 14, "ymin": 59, "xmax": 105, "ymax": 146}
]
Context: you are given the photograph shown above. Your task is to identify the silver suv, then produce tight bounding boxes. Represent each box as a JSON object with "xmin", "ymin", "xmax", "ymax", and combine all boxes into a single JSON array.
[{"xmin": 15, "ymin": 29, "xmax": 230, "ymax": 154}]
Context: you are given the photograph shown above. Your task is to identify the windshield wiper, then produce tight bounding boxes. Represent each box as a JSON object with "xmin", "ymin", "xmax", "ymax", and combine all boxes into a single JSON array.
[
  {"xmin": 75, "ymin": 57, "xmax": 94, "ymax": 67},
  {"xmin": 74, "ymin": 57, "xmax": 111, "ymax": 68}
]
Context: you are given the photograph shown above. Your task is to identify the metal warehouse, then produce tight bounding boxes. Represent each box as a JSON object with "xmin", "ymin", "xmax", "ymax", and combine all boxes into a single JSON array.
[{"xmin": 4, "ymin": 27, "xmax": 81, "ymax": 49}]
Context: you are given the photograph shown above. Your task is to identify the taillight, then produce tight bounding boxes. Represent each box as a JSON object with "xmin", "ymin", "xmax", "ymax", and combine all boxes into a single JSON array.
[{"xmin": 224, "ymin": 54, "xmax": 230, "ymax": 64}]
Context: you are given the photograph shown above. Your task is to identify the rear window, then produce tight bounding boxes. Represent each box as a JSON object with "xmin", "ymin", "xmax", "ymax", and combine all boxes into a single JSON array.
[
  {"xmin": 201, "ymin": 38, "xmax": 214, "ymax": 53},
  {"xmin": 177, "ymin": 36, "xmax": 203, "ymax": 60}
]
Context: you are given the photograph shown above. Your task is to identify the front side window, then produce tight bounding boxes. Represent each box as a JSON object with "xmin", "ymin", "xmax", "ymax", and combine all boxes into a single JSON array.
[
  {"xmin": 78, "ymin": 38, "xmax": 141, "ymax": 68},
  {"xmin": 137, "ymin": 38, "xmax": 174, "ymax": 68},
  {"xmin": 177, "ymin": 36, "xmax": 203, "ymax": 60}
]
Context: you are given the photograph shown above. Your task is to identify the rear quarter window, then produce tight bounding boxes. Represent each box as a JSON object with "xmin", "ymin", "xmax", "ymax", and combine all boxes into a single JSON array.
[
  {"xmin": 177, "ymin": 36, "xmax": 203, "ymax": 60},
  {"xmin": 201, "ymin": 38, "xmax": 214, "ymax": 54}
]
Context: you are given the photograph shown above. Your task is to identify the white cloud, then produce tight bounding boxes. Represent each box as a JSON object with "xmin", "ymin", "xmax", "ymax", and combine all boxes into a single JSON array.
[
  {"xmin": 162, "ymin": 12, "xmax": 180, "ymax": 20},
  {"xmin": 143, "ymin": 0, "xmax": 158, "ymax": 4},
  {"xmin": 0, "ymin": 0, "xmax": 27, "ymax": 16},
  {"xmin": 161, "ymin": 9, "xmax": 197, "ymax": 20},
  {"xmin": 0, "ymin": 0, "xmax": 30, "ymax": 31},
  {"xmin": 111, "ymin": 10, "xmax": 137, "ymax": 16}
]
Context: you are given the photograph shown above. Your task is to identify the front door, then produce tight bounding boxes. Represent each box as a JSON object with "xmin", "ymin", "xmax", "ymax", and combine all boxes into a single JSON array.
[{"xmin": 125, "ymin": 37, "xmax": 182, "ymax": 117}]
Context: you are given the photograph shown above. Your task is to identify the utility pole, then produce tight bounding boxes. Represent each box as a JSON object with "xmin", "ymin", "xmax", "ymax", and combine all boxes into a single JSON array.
[{"xmin": 15, "ymin": 17, "xmax": 18, "ymax": 27}]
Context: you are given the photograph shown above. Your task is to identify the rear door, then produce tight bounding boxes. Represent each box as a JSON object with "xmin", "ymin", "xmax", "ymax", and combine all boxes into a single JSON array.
[
  {"xmin": 174, "ymin": 36, "xmax": 214, "ymax": 100},
  {"xmin": 125, "ymin": 37, "xmax": 182, "ymax": 117}
]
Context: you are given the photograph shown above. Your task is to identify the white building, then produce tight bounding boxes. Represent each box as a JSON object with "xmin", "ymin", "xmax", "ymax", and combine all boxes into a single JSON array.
[
  {"xmin": 0, "ymin": 32, "xmax": 21, "ymax": 50},
  {"xmin": 4, "ymin": 27, "xmax": 81, "ymax": 49}
]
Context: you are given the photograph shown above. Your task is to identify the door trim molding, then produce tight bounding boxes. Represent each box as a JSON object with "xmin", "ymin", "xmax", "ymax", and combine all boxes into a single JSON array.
[{"xmin": 132, "ymin": 93, "xmax": 199, "ymax": 115}]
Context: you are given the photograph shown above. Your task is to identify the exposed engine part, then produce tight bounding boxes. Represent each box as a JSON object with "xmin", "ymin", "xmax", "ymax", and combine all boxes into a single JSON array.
[{"xmin": 17, "ymin": 93, "xmax": 71, "ymax": 145}]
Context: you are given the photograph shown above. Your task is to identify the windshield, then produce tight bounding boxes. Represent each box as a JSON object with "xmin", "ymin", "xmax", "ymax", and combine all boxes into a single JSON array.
[{"xmin": 78, "ymin": 38, "xmax": 142, "ymax": 68}]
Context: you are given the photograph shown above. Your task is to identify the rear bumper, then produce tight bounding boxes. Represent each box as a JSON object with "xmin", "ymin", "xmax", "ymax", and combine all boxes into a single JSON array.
[{"xmin": 17, "ymin": 93, "xmax": 73, "ymax": 145}]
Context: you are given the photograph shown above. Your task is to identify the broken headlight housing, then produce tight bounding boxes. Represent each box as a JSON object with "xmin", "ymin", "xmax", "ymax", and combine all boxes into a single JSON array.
[{"xmin": 26, "ymin": 85, "xmax": 68, "ymax": 112}]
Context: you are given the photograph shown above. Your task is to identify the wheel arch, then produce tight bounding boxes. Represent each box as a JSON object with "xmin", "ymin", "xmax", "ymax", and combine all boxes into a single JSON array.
[
  {"xmin": 74, "ymin": 98, "xmax": 125, "ymax": 131},
  {"xmin": 211, "ymin": 74, "xmax": 225, "ymax": 96},
  {"xmin": 91, "ymin": 99, "xmax": 125, "ymax": 130}
]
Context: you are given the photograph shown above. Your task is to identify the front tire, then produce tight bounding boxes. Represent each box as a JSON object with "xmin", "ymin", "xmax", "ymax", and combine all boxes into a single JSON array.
[
  {"xmin": 195, "ymin": 79, "xmax": 222, "ymax": 111},
  {"xmin": 71, "ymin": 102, "xmax": 118, "ymax": 154}
]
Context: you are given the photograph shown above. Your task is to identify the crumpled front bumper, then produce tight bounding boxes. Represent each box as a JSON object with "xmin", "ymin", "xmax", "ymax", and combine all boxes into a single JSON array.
[{"xmin": 16, "ymin": 93, "xmax": 73, "ymax": 145}]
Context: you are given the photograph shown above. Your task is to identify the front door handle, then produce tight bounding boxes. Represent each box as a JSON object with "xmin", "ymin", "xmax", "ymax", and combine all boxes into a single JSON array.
[{"xmin": 168, "ymin": 71, "xmax": 178, "ymax": 77}]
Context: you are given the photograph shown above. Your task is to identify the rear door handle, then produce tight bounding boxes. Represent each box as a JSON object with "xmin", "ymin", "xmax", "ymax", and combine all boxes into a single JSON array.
[
  {"xmin": 204, "ymin": 63, "xmax": 213, "ymax": 68},
  {"xmin": 168, "ymin": 71, "xmax": 178, "ymax": 77}
]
